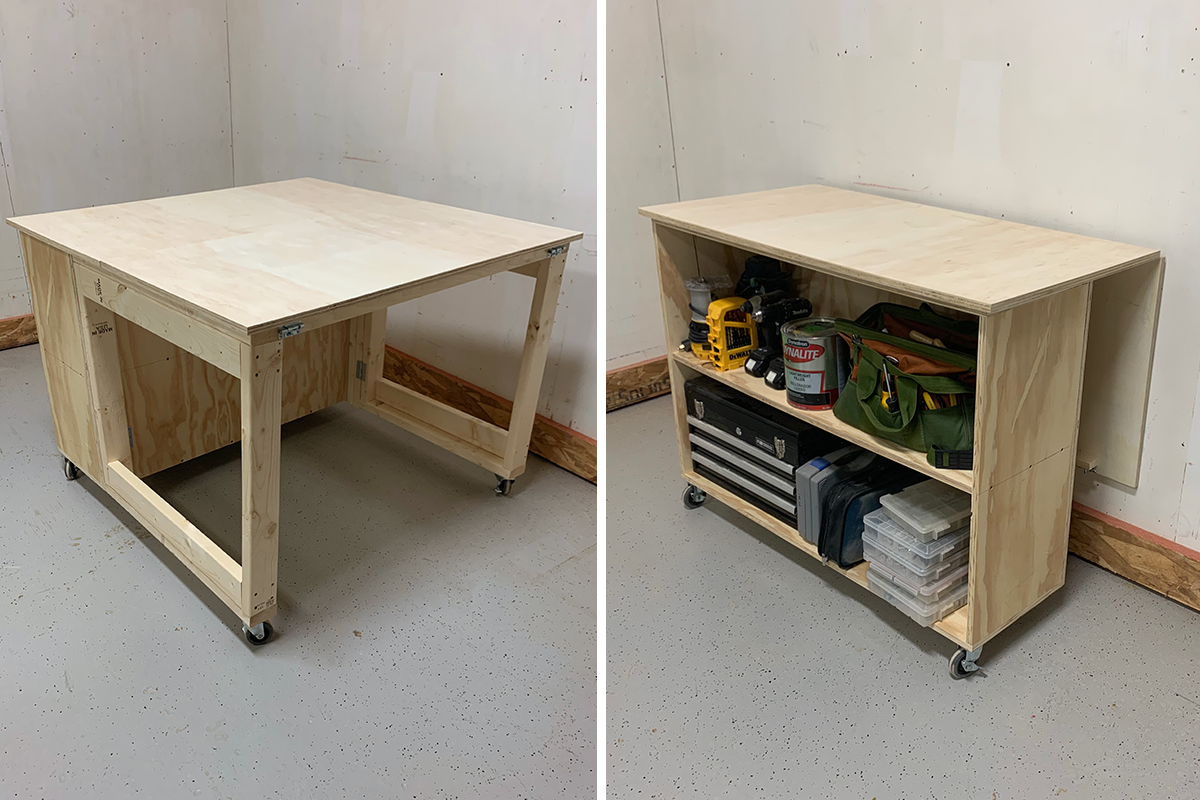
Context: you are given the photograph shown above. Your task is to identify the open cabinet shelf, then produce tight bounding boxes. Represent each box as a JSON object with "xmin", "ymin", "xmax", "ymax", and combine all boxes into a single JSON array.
[
  {"xmin": 672, "ymin": 350, "xmax": 973, "ymax": 492},
  {"xmin": 641, "ymin": 184, "xmax": 1163, "ymax": 667},
  {"xmin": 684, "ymin": 469, "xmax": 970, "ymax": 648}
]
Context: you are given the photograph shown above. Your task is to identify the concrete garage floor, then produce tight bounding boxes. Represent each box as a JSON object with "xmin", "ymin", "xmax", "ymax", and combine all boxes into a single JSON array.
[
  {"xmin": 0, "ymin": 343, "xmax": 595, "ymax": 799},
  {"xmin": 608, "ymin": 396, "xmax": 1200, "ymax": 800}
]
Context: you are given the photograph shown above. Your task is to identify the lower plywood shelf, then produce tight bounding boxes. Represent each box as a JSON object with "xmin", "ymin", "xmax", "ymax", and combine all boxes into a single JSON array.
[{"xmin": 683, "ymin": 469, "xmax": 970, "ymax": 649}]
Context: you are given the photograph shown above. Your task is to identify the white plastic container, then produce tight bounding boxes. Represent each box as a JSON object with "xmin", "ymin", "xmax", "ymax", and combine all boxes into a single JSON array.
[
  {"xmin": 879, "ymin": 479, "xmax": 972, "ymax": 542},
  {"xmin": 868, "ymin": 572, "xmax": 968, "ymax": 626},
  {"xmin": 862, "ymin": 508, "xmax": 969, "ymax": 573}
]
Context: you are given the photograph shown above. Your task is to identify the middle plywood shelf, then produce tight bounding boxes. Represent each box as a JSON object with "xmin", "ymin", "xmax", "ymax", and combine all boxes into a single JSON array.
[{"xmin": 672, "ymin": 350, "xmax": 974, "ymax": 493}]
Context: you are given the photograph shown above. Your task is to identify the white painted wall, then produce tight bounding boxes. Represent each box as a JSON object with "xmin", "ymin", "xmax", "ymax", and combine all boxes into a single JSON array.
[
  {"xmin": 228, "ymin": 1, "xmax": 598, "ymax": 437},
  {"xmin": 606, "ymin": 0, "xmax": 676, "ymax": 369},
  {"xmin": 0, "ymin": 1, "xmax": 233, "ymax": 319},
  {"xmin": 610, "ymin": 0, "xmax": 1200, "ymax": 551}
]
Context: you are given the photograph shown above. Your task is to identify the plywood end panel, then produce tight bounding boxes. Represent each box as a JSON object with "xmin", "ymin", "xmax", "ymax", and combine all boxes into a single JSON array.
[
  {"xmin": 21, "ymin": 234, "xmax": 84, "ymax": 374},
  {"xmin": 121, "ymin": 319, "xmax": 351, "ymax": 477},
  {"xmin": 20, "ymin": 236, "xmax": 99, "ymax": 474},
  {"xmin": 968, "ymin": 285, "xmax": 1091, "ymax": 645},
  {"xmin": 1076, "ymin": 257, "xmax": 1165, "ymax": 487},
  {"xmin": 972, "ymin": 285, "xmax": 1091, "ymax": 492}
]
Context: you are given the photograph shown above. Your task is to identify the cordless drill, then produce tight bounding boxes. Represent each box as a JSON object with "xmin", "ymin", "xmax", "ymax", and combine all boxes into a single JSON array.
[{"xmin": 741, "ymin": 292, "xmax": 813, "ymax": 378}]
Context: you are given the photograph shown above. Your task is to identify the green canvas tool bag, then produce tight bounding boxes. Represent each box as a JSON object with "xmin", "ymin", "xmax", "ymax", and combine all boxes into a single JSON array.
[{"xmin": 832, "ymin": 303, "xmax": 978, "ymax": 467}]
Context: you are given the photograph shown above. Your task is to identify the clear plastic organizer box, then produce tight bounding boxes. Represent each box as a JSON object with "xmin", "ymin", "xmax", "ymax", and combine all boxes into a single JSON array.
[
  {"xmin": 868, "ymin": 572, "xmax": 968, "ymax": 627},
  {"xmin": 862, "ymin": 508, "xmax": 969, "ymax": 574},
  {"xmin": 864, "ymin": 537, "xmax": 968, "ymax": 585},
  {"xmin": 878, "ymin": 479, "xmax": 972, "ymax": 542},
  {"xmin": 868, "ymin": 558, "xmax": 967, "ymax": 602}
]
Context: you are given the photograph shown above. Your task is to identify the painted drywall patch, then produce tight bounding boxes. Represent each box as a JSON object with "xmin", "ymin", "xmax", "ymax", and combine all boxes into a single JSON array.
[{"xmin": 953, "ymin": 60, "xmax": 1003, "ymax": 165}]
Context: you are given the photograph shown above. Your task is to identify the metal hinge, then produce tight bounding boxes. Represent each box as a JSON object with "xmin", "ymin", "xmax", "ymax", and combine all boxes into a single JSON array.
[
  {"xmin": 278, "ymin": 322, "xmax": 304, "ymax": 339},
  {"xmin": 546, "ymin": 245, "xmax": 567, "ymax": 257},
  {"xmin": 355, "ymin": 360, "xmax": 366, "ymax": 380}
]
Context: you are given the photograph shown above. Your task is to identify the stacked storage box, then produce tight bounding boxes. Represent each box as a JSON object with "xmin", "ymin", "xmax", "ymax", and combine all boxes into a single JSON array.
[{"xmin": 863, "ymin": 480, "xmax": 972, "ymax": 626}]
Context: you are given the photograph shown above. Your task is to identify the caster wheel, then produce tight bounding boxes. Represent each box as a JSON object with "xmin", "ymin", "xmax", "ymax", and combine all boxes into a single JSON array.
[
  {"xmin": 244, "ymin": 620, "xmax": 274, "ymax": 646},
  {"xmin": 63, "ymin": 457, "xmax": 80, "ymax": 481},
  {"xmin": 495, "ymin": 476, "xmax": 514, "ymax": 496},
  {"xmin": 682, "ymin": 484, "xmax": 707, "ymax": 509},
  {"xmin": 950, "ymin": 647, "xmax": 981, "ymax": 680}
]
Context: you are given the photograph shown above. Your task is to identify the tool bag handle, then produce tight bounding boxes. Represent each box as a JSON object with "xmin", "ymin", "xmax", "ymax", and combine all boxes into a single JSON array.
[{"xmin": 849, "ymin": 336, "xmax": 973, "ymax": 433}]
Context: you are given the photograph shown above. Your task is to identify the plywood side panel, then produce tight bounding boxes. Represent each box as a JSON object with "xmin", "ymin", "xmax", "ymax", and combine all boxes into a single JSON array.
[
  {"xmin": 1076, "ymin": 257, "xmax": 1165, "ymax": 487},
  {"xmin": 652, "ymin": 223, "xmax": 702, "ymax": 350},
  {"xmin": 973, "ymin": 286, "xmax": 1091, "ymax": 492},
  {"xmin": 968, "ymin": 449, "xmax": 1074, "ymax": 646},
  {"xmin": 968, "ymin": 286, "xmax": 1091, "ymax": 645},
  {"xmin": 121, "ymin": 320, "xmax": 351, "ymax": 478},
  {"xmin": 21, "ymin": 235, "xmax": 83, "ymax": 373},
  {"xmin": 42, "ymin": 355, "xmax": 99, "ymax": 478}
]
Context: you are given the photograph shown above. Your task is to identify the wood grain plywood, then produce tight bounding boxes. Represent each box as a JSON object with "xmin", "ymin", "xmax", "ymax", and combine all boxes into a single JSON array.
[
  {"xmin": 21, "ymin": 234, "xmax": 84, "ymax": 374},
  {"xmin": 120, "ymin": 320, "xmax": 350, "ymax": 478},
  {"xmin": 967, "ymin": 288, "xmax": 1090, "ymax": 646},
  {"xmin": 968, "ymin": 449, "xmax": 1074, "ymax": 646},
  {"xmin": 41, "ymin": 355, "xmax": 99, "ymax": 478},
  {"xmin": 1076, "ymin": 257, "xmax": 1165, "ymax": 487},
  {"xmin": 8, "ymin": 179, "xmax": 582, "ymax": 338},
  {"xmin": 640, "ymin": 185, "xmax": 1159, "ymax": 314},
  {"xmin": 973, "ymin": 285, "xmax": 1091, "ymax": 492}
]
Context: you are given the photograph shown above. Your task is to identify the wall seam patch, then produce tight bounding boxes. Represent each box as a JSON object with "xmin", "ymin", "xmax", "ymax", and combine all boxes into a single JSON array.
[
  {"xmin": 224, "ymin": 0, "xmax": 236, "ymax": 185},
  {"xmin": 653, "ymin": 0, "xmax": 682, "ymax": 202}
]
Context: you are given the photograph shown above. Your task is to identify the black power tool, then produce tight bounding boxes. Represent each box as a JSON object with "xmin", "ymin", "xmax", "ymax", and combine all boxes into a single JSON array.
[{"xmin": 741, "ymin": 292, "xmax": 813, "ymax": 378}]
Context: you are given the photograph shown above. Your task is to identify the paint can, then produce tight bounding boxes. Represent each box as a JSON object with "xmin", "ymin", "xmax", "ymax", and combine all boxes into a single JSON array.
[{"xmin": 781, "ymin": 318, "xmax": 848, "ymax": 410}]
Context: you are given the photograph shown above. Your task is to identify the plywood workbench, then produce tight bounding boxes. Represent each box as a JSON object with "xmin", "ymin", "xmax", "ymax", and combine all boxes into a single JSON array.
[
  {"xmin": 11, "ymin": 178, "xmax": 581, "ymax": 642},
  {"xmin": 640, "ymin": 184, "xmax": 1164, "ymax": 675}
]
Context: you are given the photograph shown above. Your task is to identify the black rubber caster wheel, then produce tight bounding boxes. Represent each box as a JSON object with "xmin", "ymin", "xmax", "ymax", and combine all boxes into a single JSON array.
[
  {"xmin": 682, "ymin": 484, "xmax": 707, "ymax": 509},
  {"xmin": 63, "ymin": 457, "xmax": 80, "ymax": 481},
  {"xmin": 244, "ymin": 620, "xmax": 274, "ymax": 646},
  {"xmin": 495, "ymin": 476, "xmax": 514, "ymax": 496},
  {"xmin": 950, "ymin": 648, "xmax": 980, "ymax": 680}
]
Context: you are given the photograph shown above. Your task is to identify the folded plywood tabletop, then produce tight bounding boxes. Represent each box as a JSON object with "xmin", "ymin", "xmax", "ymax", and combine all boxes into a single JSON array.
[
  {"xmin": 640, "ymin": 184, "xmax": 1159, "ymax": 315},
  {"xmin": 8, "ymin": 178, "xmax": 582, "ymax": 339}
]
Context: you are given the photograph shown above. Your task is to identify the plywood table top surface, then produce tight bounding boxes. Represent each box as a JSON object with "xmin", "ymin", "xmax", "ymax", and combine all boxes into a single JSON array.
[
  {"xmin": 9, "ymin": 178, "xmax": 581, "ymax": 337},
  {"xmin": 640, "ymin": 184, "xmax": 1159, "ymax": 314}
]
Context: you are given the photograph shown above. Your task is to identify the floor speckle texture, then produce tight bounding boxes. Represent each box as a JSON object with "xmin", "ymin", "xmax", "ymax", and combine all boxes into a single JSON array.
[
  {"xmin": 0, "ymin": 343, "xmax": 595, "ymax": 799},
  {"xmin": 608, "ymin": 396, "xmax": 1200, "ymax": 799}
]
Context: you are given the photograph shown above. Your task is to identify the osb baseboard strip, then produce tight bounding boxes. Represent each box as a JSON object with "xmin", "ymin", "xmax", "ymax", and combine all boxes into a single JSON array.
[
  {"xmin": 1070, "ymin": 502, "xmax": 1200, "ymax": 612},
  {"xmin": 606, "ymin": 355, "xmax": 671, "ymax": 411},
  {"xmin": 0, "ymin": 313, "xmax": 37, "ymax": 351},
  {"xmin": 383, "ymin": 345, "xmax": 596, "ymax": 484}
]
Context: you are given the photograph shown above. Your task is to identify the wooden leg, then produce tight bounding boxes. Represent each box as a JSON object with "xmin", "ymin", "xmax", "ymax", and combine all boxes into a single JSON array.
[
  {"xmin": 502, "ymin": 252, "xmax": 567, "ymax": 476},
  {"xmin": 241, "ymin": 340, "xmax": 282, "ymax": 624},
  {"xmin": 76, "ymin": 295, "xmax": 132, "ymax": 470},
  {"xmin": 344, "ymin": 250, "xmax": 566, "ymax": 484}
]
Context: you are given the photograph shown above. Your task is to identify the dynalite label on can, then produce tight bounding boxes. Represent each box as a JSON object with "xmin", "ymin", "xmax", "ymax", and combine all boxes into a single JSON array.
[{"xmin": 782, "ymin": 318, "xmax": 848, "ymax": 410}]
